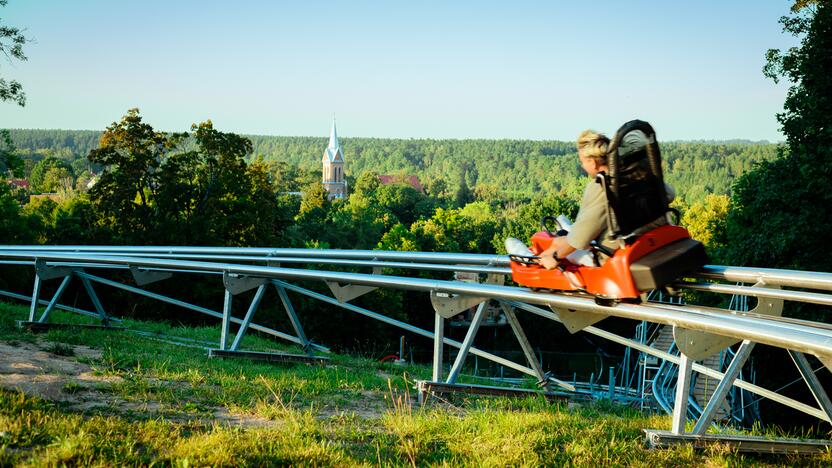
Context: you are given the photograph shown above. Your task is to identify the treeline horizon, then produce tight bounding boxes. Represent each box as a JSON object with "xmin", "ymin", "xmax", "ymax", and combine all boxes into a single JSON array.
[{"xmin": 6, "ymin": 127, "xmax": 780, "ymax": 205}]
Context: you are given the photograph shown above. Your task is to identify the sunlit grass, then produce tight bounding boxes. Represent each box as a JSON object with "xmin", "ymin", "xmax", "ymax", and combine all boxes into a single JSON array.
[{"xmin": 1, "ymin": 300, "xmax": 830, "ymax": 466}]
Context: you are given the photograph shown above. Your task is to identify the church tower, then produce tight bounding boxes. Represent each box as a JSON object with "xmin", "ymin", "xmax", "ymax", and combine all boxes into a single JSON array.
[{"xmin": 322, "ymin": 119, "xmax": 347, "ymax": 200}]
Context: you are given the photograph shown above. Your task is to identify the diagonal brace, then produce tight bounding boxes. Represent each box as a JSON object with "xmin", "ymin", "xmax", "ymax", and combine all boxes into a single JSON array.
[
  {"xmin": 789, "ymin": 350, "xmax": 832, "ymax": 423},
  {"xmin": 230, "ymin": 284, "xmax": 267, "ymax": 351}
]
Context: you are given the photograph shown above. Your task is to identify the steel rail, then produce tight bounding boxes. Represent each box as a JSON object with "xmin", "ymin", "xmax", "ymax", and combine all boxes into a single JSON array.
[
  {"xmin": 6, "ymin": 257, "xmax": 832, "ymax": 314},
  {"xmin": 1, "ymin": 251, "xmax": 832, "ymax": 363},
  {"xmin": 0, "ymin": 245, "xmax": 506, "ymax": 266},
  {"xmin": 5, "ymin": 245, "xmax": 832, "ymax": 293},
  {"xmin": 678, "ymin": 281, "xmax": 832, "ymax": 307}
]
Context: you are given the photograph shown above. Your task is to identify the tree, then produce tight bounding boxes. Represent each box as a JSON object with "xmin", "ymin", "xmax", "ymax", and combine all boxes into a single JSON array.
[
  {"xmin": 680, "ymin": 194, "xmax": 730, "ymax": 258},
  {"xmin": 0, "ymin": 129, "xmax": 23, "ymax": 177},
  {"xmin": 0, "ymin": 0, "xmax": 28, "ymax": 106},
  {"xmin": 88, "ymin": 109, "xmax": 183, "ymax": 242},
  {"xmin": 29, "ymin": 157, "xmax": 74, "ymax": 192},
  {"xmin": 724, "ymin": 2, "xmax": 832, "ymax": 272}
]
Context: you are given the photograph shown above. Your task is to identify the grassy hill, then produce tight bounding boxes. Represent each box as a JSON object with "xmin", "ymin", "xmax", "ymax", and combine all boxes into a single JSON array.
[{"xmin": 0, "ymin": 301, "xmax": 826, "ymax": 466}]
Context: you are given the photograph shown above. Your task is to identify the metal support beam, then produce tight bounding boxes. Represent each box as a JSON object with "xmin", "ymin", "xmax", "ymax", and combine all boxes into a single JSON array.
[
  {"xmin": 275, "ymin": 280, "xmax": 544, "ymax": 379},
  {"xmin": 38, "ymin": 275, "xmax": 72, "ymax": 323},
  {"xmin": 446, "ymin": 301, "xmax": 487, "ymax": 384},
  {"xmin": 672, "ymin": 353, "xmax": 694, "ymax": 434},
  {"xmin": 28, "ymin": 274, "xmax": 42, "ymax": 322},
  {"xmin": 130, "ymin": 265, "xmax": 172, "ymax": 286},
  {"xmin": 223, "ymin": 271, "xmax": 267, "ymax": 295},
  {"xmin": 79, "ymin": 274, "xmax": 110, "ymax": 326},
  {"xmin": 229, "ymin": 283, "xmax": 267, "ymax": 351},
  {"xmin": 75, "ymin": 272, "xmax": 327, "ymax": 353},
  {"xmin": 692, "ymin": 340, "xmax": 755, "ymax": 435},
  {"xmin": 789, "ymin": 350, "xmax": 832, "ymax": 422},
  {"xmin": 220, "ymin": 289, "xmax": 232, "ymax": 350},
  {"xmin": 500, "ymin": 301, "xmax": 552, "ymax": 392},
  {"xmin": 275, "ymin": 284, "xmax": 312, "ymax": 354},
  {"xmin": 433, "ymin": 313, "xmax": 445, "ymax": 382},
  {"xmin": 505, "ymin": 300, "xmax": 832, "ymax": 423}
]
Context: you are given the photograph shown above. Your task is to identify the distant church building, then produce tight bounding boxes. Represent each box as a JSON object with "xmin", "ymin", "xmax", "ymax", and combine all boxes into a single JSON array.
[{"xmin": 322, "ymin": 119, "xmax": 348, "ymax": 200}]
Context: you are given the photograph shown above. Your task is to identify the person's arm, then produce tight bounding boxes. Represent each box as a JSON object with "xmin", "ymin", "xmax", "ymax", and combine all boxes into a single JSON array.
[{"xmin": 538, "ymin": 236, "xmax": 575, "ymax": 269}]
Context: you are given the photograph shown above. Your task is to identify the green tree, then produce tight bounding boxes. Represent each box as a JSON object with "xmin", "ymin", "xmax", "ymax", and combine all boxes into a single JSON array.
[
  {"xmin": 0, "ymin": 129, "xmax": 23, "ymax": 177},
  {"xmin": 681, "ymin": 194, "xmax": 730, "ymax": 258},
  {"xmin": 30, "ymin": 157, "xmax": 75, "ymax": 192},
  {"xmin": 0, "ymin": 0, "xmax": 28, "ymax": 106},
  {"xmin": 725, "ymin": 2, "xmax": 832, "ymax": 272},
  {"xmin": 88, "ymin": 109, "xmax": 183, "ymax": 242}
]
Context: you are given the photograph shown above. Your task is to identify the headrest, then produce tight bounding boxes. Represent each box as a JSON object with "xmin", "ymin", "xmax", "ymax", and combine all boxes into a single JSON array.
[{"xmin": 617, "ymin": 130, "xmax": 652, "ymax": 157}]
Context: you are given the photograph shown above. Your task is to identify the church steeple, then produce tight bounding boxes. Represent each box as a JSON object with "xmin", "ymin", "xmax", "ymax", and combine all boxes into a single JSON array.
[
  {"xmin": 328, "ymin": 118, "xmax": 340, "ymax": 151},
  {"xmin": 322, "ymin": 117, "xmax": 347, "ymax": 199}
]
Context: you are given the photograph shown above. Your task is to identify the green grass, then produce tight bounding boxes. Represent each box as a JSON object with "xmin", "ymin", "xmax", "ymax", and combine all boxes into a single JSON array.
[{"xmin": 1, "ymin": 300, "xmax": 830, "ymax": 466}]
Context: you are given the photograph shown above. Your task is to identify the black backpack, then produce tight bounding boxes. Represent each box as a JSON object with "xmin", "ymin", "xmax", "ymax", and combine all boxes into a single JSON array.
[{"xmin": 599, "ymin": 119, "xmax": 671, "ymax": 242}]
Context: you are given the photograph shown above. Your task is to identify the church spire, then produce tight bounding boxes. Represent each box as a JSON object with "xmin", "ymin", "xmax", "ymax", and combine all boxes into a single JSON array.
[{"xmin": 328, "ymin": 117, "xmax": 339, "ymax": 150}]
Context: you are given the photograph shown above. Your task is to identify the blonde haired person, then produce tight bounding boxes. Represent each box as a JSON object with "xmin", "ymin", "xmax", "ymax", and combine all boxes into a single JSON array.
[{"xmin": 533, "ymin": 130, "xmax": 615, "ymax": 269}]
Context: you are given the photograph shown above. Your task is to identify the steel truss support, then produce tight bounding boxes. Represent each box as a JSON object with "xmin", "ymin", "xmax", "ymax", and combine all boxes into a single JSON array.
[
  {"xmin": 275, "ymin": 284, "xmax": 312, "ymax": 354},
  {"xmin": 274, "ymin": 279, "xmax": 551, "ymax": 382},
  {"xmin": 74, "ymin": 271, "xmax": 328, "ymax": 353},
  {"xmin": 505, "ymin": 300, "xmax": 831, "ymax": 423},
  {"xmin": 499, "ymin": 301, "xmax": 553, "ymax": 392},
  {"xmin": 672, "ymin": 353, "xmax": 694, "ymax": 434},
  {"xmin": 38, "ymin": 275, "xmax": 72, "ymax": 323},
  {"xmin": 78, "ymin": 273, "xmax": 110, "ymax": 325},
  {"xmin": 789, "ymin": 350, "xmax": 832, "ymax": 422},
  {"xmin": 220, "ymin": 289, "xmax": 233, "ymax": 350},
  {"xmin": 229, "ymin": 284, "xmax": 267, "ymax": 351},
  {"xmin": 692, "ymin": 341, "xmax": 755, "ymax": 435},
  {"xmin": 433, "ymin": 313, "xmax": 445, "ymax": 382},
  {"xmin": 28, "ymin": 274, "xmax": 42, "ymax": 322},
  {"xmin": 446, "ymin": 301, "xmax": 488, "ymax": 383}
]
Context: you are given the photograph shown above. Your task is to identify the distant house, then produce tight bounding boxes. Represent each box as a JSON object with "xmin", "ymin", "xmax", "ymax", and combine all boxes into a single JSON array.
[
  {"xmin": 7, "ymin": 179, "xmax": 29, "ymax": 190},
  {"xmin": 378, "ymin": 174, "xmax": 424, "ymax": 193}
]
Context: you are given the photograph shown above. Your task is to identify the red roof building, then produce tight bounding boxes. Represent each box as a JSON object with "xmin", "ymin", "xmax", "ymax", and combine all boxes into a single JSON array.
[
  {"xmin": 378, "ymin": 175, "xmax": 424, "ymax": 193},
  {"xmin": 7, "ymin": 179, "xmax": 30, "ymax": 189}
]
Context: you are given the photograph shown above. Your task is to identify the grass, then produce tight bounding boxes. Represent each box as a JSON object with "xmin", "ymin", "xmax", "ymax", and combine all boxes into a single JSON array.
[{"xmin": 0, "ymin": 300, "xmax": 830, "ymax": 466}]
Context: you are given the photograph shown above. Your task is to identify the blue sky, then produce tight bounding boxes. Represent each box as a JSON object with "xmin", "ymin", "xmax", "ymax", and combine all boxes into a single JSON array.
[{"xmin": 0, "ymin": 1, "xmax": 798, "ymax": 141}]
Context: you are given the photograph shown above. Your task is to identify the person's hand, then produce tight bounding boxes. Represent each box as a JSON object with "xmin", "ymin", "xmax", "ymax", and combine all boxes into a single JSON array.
[{"xmin": 539, "ymin": 253, "xmax": 558, "ymax": 270}]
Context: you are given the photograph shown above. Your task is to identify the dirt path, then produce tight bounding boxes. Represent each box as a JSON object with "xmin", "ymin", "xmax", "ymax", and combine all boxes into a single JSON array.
[{"xmin": 0, "ymin": 340, "xmax": 276, "ymax": 427}]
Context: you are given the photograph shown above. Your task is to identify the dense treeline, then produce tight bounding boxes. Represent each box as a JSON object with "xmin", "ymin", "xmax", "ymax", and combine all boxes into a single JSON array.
[{"xmin": 7, "ymin": 129, "xmax": 778, "ymax": 205}]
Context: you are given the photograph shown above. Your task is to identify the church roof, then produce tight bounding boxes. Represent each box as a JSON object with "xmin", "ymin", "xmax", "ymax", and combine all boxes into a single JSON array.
[{"xmin": 323, "ymin": 119, "xmax": 343, "ymax": 163}]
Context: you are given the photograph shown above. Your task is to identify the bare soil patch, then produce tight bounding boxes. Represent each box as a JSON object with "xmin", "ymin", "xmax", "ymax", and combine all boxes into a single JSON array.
[{"xmin": 0, "ymin": 340, "xmax": 273, "ymax": 428}]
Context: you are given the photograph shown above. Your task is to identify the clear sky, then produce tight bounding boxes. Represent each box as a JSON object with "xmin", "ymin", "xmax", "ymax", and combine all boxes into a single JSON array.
[{"xmin": 0, "ymin": 1, "xmax": 798, "ymax": 141}]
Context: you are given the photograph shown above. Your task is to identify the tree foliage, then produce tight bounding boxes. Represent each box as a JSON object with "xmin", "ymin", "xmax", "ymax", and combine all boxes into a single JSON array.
[
  {"xmin": 725, "ymin": 2, "xmax": 832, "ymax": 272},
  {"xmin": 0, "ymin": 0, "xmax": 28, "ymax": 106}
]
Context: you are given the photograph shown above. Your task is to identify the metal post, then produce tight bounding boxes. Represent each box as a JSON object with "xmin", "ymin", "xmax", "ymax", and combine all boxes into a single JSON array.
[
  {"xmin": 789, "ymin": 350, "xmax": 832, "ymax": 422},
  {"xmin": 79, "ymin": 275, "xmax": 109, "ymax": 326},
  {"xmin": 38, "ymin": 275, "xmax": 73, "ymax": 323},
  {"xmin": 500, "ymin": 302, "xmax": 552, "ymax": 391},
  {"xmin": 692, "ymin": 340, "xmax": 755, "ymax": 435},
  {"xmin": 446, "ymin": 301, "xmax": 488, "ymax": 384},
  {"xmin": 220, "ymin": 289, "xmax": 232, "ymax": 350},
  {"xmin": 608, "ymin": 366, "xmax": 615, "ymax": 400},
  {"xmin": 275, "ymin": 284, "xmax": 311, "ymax": 354},
  {"xmin": 432, "ymin": 313, "xmax": 444, "ymax": 382},
  {"xmin": 229, "ymin": 284, "xmax": 266, "ymax": 351},
  {"xmin": 672, "ymin": 353, "xmax": 694, "ymax": 434},
  {"xmin": 28, "ymin": 274, "xmax": 43, "ymax": 322}
]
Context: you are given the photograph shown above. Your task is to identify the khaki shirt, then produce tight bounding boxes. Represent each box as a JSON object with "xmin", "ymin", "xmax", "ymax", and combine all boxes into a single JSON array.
[
  {"xmin": 566, "ymin": 179, "xmax": 675, "ymax": 252},
  {"xmin": 567, "ymin": 180, "xmax": 617, "ymax": 252}
]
